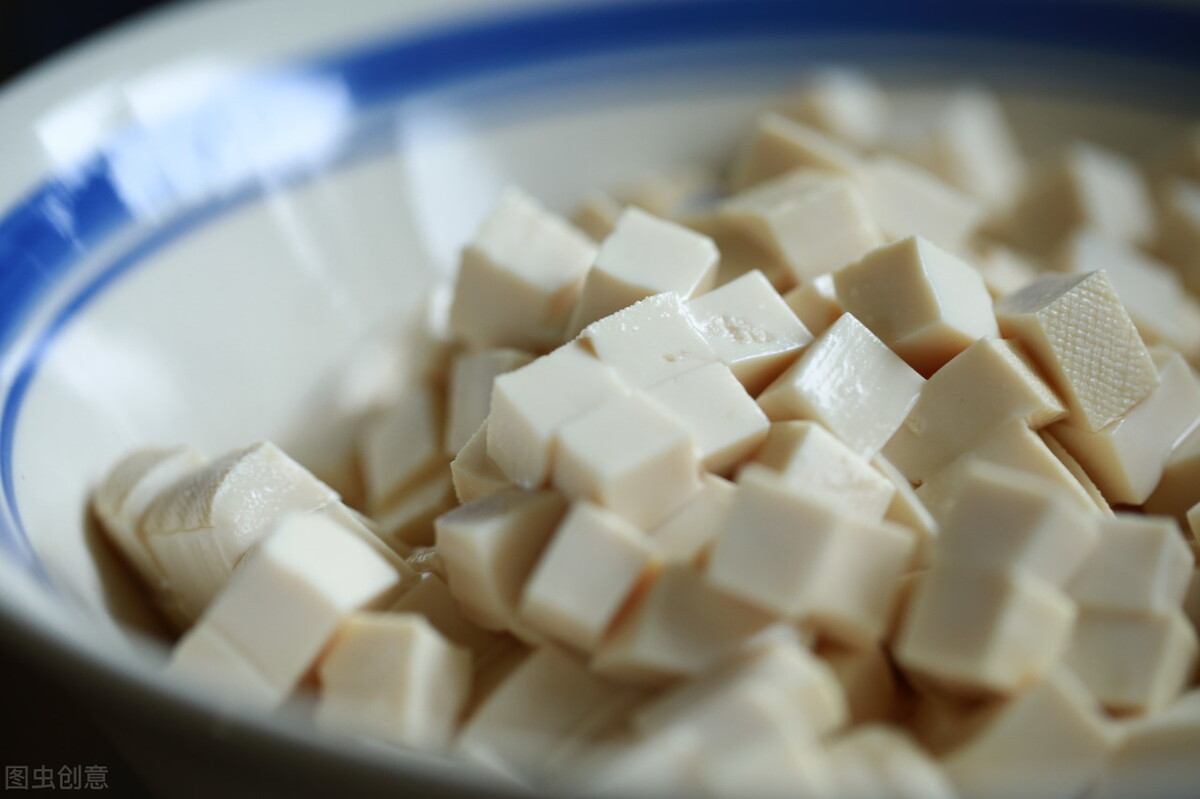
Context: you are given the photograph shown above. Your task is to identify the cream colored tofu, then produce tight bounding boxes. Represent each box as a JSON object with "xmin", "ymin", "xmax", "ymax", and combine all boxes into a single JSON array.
[
  {"xmin": 318, "ymin": 501, "xmax": 416, "ymax": 575},
  {"xmin": 1050, "ymin": 350, "xmax": 1200, "ymax": 505},
  {"xmin": 941, "ymin": 668, "xmax": 1118, "ymax": 799},
  {"xmin": 434, "ymin": 487, "xmax": 567, "ymax": 632},
  {"xmin": 678, "ymin": 209, "xmax": 793, "ymax": 291},
  {"xmin": 729, "ymin": 112, "xmax": 862, "ymax": 190},
  {"xmin": 518, "ymin": 501, "xmax": 658, "ymax": 653},
  {"xmin": 883, "ymin": 337, "xmax": 1066, "ymax": 484},
  {"xmin": 448, "ymin": 187, "xmax": 596, "ymax": 351},
  {"xmin": 699, "ymin": 731, "xmax": 836, "ymax": 799},
  {"xmin": 685, "ymin": 270, "xmax": 814, "ymax": 394},
  {"xmin": 165, "ymin": 625, "xmax": 280, "ymax": 709},
  {"xmin": 909, "ymin": 688, "xmax": 998, "ymax": 757},
  {"xmin": 649, "ymin": 473, "xmax": 736, "ymax": 564},
  {"xmin": 450, "ymin": 421, "xmax": 510, "ymax": 504},
  {"xmin": 580, "ymin": 292, "xmax": 718, "ymax": 389},
  {"xmin": 388, "ymin": 573, "xmax": 508, "ymax": 665},
  {"xmin": 166, "ymin": 512, "xmax": 405, "ymax": 705},
  {"xmin": 568, "ymin": 727, "xmax": 700, "ymax": 798},
  {"xmin": 443, "ymin": 348, "xmax": 534, "ymax": 456},
  {"xmin": 552, "ymin": 392, "xmax": 701, "ymax": 530},
  {"xmin": 757, "ymin": 313, "xmax": 925, "ymax": 457},
  {"xmin": 826, "ymin": 725, "xmax": 958, "ymax": 799},
  {"xmin": 933, "ymin": 461, "xmax": 1099, "ymax": 586},
  {"xmin": 860, "ymin": 153, "xmax": 986, "ymax": 255},
  {"xmin": 819, "ymin": 643, "xmax": 899, "ymax": 725},
  {"xmin": 750, "ymin": 421, "xmax": 895, "ymax": 521},
  {"xmin": 786, "ymin": 68, "xmax": 886, "ymax": 149},
  {"xmin": 1038, "ymin": 430, "xmax": 1113, "ymax": 516},
  {"xmin": 973, "ymin": 244, "xmax": 1038, "ymax": 299},
  {"xmin": 1005, "ymin": 142, "xmax": 1154, "ymax": 253},
  {"xmin": 1144, "ymin": 422, "xmax": 1200, "ymax": 526},
  {"xmin": 874, "ymin": 456, "xmax": 939, "ymax": 564},
  {"xmin": 719, "ymin": 169, "xmax": 884, "ymax": 285},
  {"xmin": 894, "ymin": 566, "xmax": 1076, "ymax": 697},
  {"xmin": 647, "ymin": 361, "xmax": 770, "ymax": 475},
  {"xmin": 1069, "ymin": 514, "xmax": 1194, "ymax": 613},
  {"xmin": 1090, "ymin": 690, "xmax": 1200, "ymax": 799},
  {"xmin": 358, "ymin": 386, "xmax": 446, "ymax": 515},
  {"xmin": 571, "ymin": 191, "xmax": 621, "ymax": 242},
  {"xmin": 486, "ymin": 341, "xmax": 631, "ymax": 488},
  {"xmin": 314, "ymin": 613, "xmax": 472, "ymax": 752},
  {"xmin": 592, "ymin": 564, "xmax": 774, "ymax": 684},
  {"xmin": 1155, "ymin": 178, "xmax": 1200, "ymax": 293},
  {"xmin": 835, "ymin": 236, "xmax": 998, "ymax": 375},
  {"xmin": 916, "ymin": 419, "xmax": 1100, "ymax": 521},
  {"xmin": 783, "ymin": 273, "xmax": 844, "ymax": 336},
  {"xmin": 1066, "ymin": 607, "xmax": 1198, "ymax": 715},
  {"xmin": 566, "ymin": 207, "xmax": 718, "ymax": 337},
  {"xmin": 142, "ymin": 442, "xmax": 340, "ymax": 624},
  {"xmin": 373, "ymin": 470, "xmax": 457, "ymax": 550}
]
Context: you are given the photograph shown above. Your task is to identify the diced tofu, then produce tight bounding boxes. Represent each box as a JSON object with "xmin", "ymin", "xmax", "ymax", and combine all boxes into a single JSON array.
[
  {"xmin": 388, "ymin": 573, "xmax": 508, "ymax": 665},
  {"xmin": 614, "ymin": 168, "xmax": 716, "ymax": 218},
  {"xmin": 685, "ymin": 270, "xmax": 814, "ymax": 394},
  {"xmin": 834, "ymin": 236, "xmax": 998, "ymax": 375},
  {"xmin": 1050, "ymin": 350, "xmax": 1200, "ymax": 504},
  {"xmin": 450, "ymin": 421, "xmax": 510, "ymax": 504},
  {"xmin": 444, "ymin": 348, "xmax": 534, "ymax": 456},
  {"xmin": 566, "ymin": 207, "xmax": 717, "ymax": 337},
  {"xmin": 314, "ymin": 613, "xmax": 472, "ymax": 752},
  {"xmin": 1090, "ymin": 690, "xmax": 1200, "ymax": 799},
  {"xmin": 894, "ymin": 567, "xmax": 1076, "ymax": 697},
  {"xmin": 580, "ymin": 292, "xmax": 718, "ymax": 388},
  {"xmin": 1155, "ymin": 178, "xmax": 1200, "ymax": 293},
  {"xmin": 647, "ymin": 362, "xmax": 770, "ymax": 475},
  {"xmin": 874, "ymin": 456, "xmax": 939, "ymax": 564},
  {"xmin": 826, "ymin": 725, "xmax": 958, "ymax": 799},
  {"xmin": 819, "ymin": 643, "xmax": 900, "ymax": 725},
  {"xmin": 166, "ymin": 625, "xmax": 280, "ymax": 708},
  {"xmin": 553, "ymin": 392, "xmax": 701, "ymax": 529},
  {"xmin": 373, "ymin": 470, "xmax": 457, "ymax": 550},
  {"xmin": 729, "ymin": 112, "xmax": 862, "ymax": 190},
  {"xmin": 571, "ymin": 191, "xmax": 621, "ymax": 242},
  {"xmin": 783, "ymin": 273, "xmax": 844, "ymax": 336},
  {"xmin": 941, "ymin": 668, "xmax": 1118, "ymax": 799},
  {"xmin": 973, "ymin": 244, "xmax": 1039, "ymax": 299},
  {"xmin": 758, "ymin": 313, "xmax": 925, "ymax": 457},
  {"xmin": 1144, "ymin": 422, "xmax": 1200, "ymax": 525},
  {"xmin": 649, "ymin": 474, "xmax": 736, "ymax": 564},
  {"xmin": 358, "ymin": 386, "xmax": 446, "ymax": 514},
  {"xmin": 786, "ymin": 68, "xmax": 886, "ymax": 149},
  {"xmin": 449, "ymin": 187, "xmax": 596, "ymax": 351},
  {"xmin": 592, "ymin": 564, "xmax": 774, "ymax": 684},
  {"xmin": 719, "ymin": 170, "xmax": 883, "ymax": 285},
  {"xmin": 859, "ymin": 154, "xmax": 986, "ymax": 255},
  {"xmin": 434, "ymin": 487, "xmax": 567, "ymax": 632},
  {"xmin": 909, "ymin": 688, "xmax": 998, "ymax": 757},
  {"xmin": 487, "ymin": 341, "xmax": 630, "ymax": 487},
  {"xmin": 1069, "ymin": 514, "xmax": 1194, "ymax": 614},
  {"xmin": 1039, "ymin": 429, "xmax": 1113, "ymax": 515},
  {"xmin": 518, "ymin": 502, "xmax": 658, "ymax": 653},
  {"xmin": 750, "ymin": 421, "xmax": 896, "ymax": 521},
  {"xmin": 698, "ymin": 732, "xmax": 836, "ymax": 799},
  {"xmin": 883, "ymin": 337, "xmax": 1066, "ymax": 484}
]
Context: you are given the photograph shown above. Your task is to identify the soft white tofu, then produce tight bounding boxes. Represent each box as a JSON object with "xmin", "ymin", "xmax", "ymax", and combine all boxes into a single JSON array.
[
  {"xmin": 873, "ymin": 456, "xmax": 939, "ymax": 563},
  {"xmin": 450, "ymin": 421, "xmax": 510, "ymax": 504},
  {"xmin": 757, "ymin": 313, "xmax": 925, "ymax": 458},
  {"xmin": 388, "ymin": 573, "xmax": 509, "ymax": 666},
  {"xmin": 1069, "ymin": 514, "xmax": 1194, "ymax": 614},
  {"xmin": 820, "ymin": 643, "xmax": 900, "ymax": 725},
  {"xmin": 859, "ymin": 153, "xmax": 986, "ymax": 255},
  {"xmin": 1144, "ymin": 422, "xmax": 1200, "ymax": 526},
  {"xmin": 826, "ymin": 725, "xmax": 958, "ymax": 799},
  {"xmin": 649, "ymin": 473, "xmax": 736, "ymax": 564},
  {"xmin": 443, "ymin": 348, "xmax": 534, "ymax": 456},
  {"xmin": 783, "ymin": 273, "xmax": 844, "ymax": 336},
  {"xmin": 786, "ymin": 68, "xmax": 886, "ymax": 149},
  {"xmin": 358, "ymin": 385, "xmax": 446, "ymax": 515},
  {"xmin": 571, "ymin": 191, "xmax": 622, "ymax": 242},
  {"xmin": 1090, "ymin": 690, "xmax": 1200, "ymax": 799},
  {"xmin": 972, "ymin": 244, "xmax": 1039, "ymax": 299},
  {"xmin": 729, "ymin": 112, "xmax": 862, "ymax": 190}
]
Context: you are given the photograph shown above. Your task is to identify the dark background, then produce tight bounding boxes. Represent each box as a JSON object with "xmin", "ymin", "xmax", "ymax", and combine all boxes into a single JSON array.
[{"xmin": 2, "ymin": 6, "xmax": 170, "ymax": 795}]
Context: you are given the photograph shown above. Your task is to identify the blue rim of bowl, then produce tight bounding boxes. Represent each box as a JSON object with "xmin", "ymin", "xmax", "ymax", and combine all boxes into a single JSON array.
[{"xmin": 1, "ymin": 0, "xmax": 1199, "ymax": 581}]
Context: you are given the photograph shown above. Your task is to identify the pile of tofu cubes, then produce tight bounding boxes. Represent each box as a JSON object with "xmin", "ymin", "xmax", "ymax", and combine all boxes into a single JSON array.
[{"xmin": 93, "ymin": 71, "xmax": 1200, "ymax": 798}]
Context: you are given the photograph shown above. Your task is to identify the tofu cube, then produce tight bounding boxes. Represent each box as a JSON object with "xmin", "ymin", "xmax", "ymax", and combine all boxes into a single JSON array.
[
  {"xmin": 819, "ymin": 643, "xmax": 900, "ymax": 725},
  {"xmin": 372, "ymin": 469, "xmax": 457, "ymax": 549},
  {"xmin": 859, "ymin": 154, "xmax": 986, "ymax": 255},
  {"xmin": 388, "ymin": 573, "xmax": 508, "ymax": 665},
  {"xmin": 757, "ymin": 313, "xmax": 925, "ymax": 457},
  {"xmin": 729, "ymin": 112, "xmax": 862, "ymax": 190},
  {"xmin": 315, "ymin": 613, "xmax": 472, "ymax": 752},
  {"xmin": 1089, "ymin": 689, "xmax": 1200, "ymax": 799},
  {"xmin": 450, "ymin": 421, "xmax": 510, "ymax": 504},
  {"xmin": 358, "ymin": 386, "xmax": 446, "ymax": 514},
  {"xmin": 449, "ymin": 187, "xmax": 596, "ymax": 351},
  {"xmin": 649, "ymin": 473, "xmax": 736, "ymax": 564},
  {"xmin": 553, "ymin": 392, "xmax": 701, "ymax": 529},
  {"xmin": 1144, "ymin": 423, "xmax": 1200, "ymax": 526},
  {"xmin": 826, "ymin": 725, "xmax": 958, "ymax": 799},
  {"xmin": 444, "ymin": 348, "xmax": 534, "ymax": 456},
  {"xmin": 883, "ymin": 337, "xmax": 1067, "ymax": 484},
  {"xmin": 834, "ymin": 236, "xmax": 998, "ymax": 376},
  {"xmin": 571, "ymin": 191, "xmax": 621, "ymax": 242},
  {"xmin": 786, "ymin": 68, "xmax": 886, "ymax": 149},
  {"xmin": 1069, "ymin": 514, "xmax": 1194, "ymax": 614},
  {"xmin": 783, "ymin": 273, "xmax": 844, "ymax": 336},
  {"xmin": 566, "ymin": 207, "xmax": 717, "ymax": 337},
  {"xmin": 973, "ymin": 244, "xmax": 1038, "ymax": 299}
]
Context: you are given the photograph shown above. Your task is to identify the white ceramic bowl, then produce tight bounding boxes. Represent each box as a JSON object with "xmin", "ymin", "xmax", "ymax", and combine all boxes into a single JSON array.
[{"xmin": 2, "ymin": 1, "xmax": 1200, "ymax": 796}]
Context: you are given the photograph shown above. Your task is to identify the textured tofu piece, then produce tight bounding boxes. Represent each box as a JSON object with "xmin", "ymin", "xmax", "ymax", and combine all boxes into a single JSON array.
[
  {"xmin": 1005, "ymin": 142, "xmax": 1154, "ymax": 253},
  {"xmin": 167, "ymin": 512, "xmax": 405, "ymax": 707},
  {"xmin": 916, "ymin": 419, "xmax": 1100, "ymax": 521},
  {"xmin": 566, "ymin": 207, "xmax": 717, "ymax": 337},
  {"xmin": 1155, "ymin": 178, "xmax": 1200, "ymax": 292},
  {"xmin": 750, "ymin": 421, "xmax": 895, "ymax": 521},
  {"xmin": 592, "ymin": 564, "xmax": 774, "ymax": 684},
  {"xmin": 1090, "ymin": 690, "xmax": 1200, "ymax": 799},
  {"xmin": 1067, "ymin": 608, "xmax": 1197, "ymax": 715},
  {"xmin": 571, "ymin": 191, "xmax": 621, "ymax": 242},
  {"xmin": 487, "ymin": 341, "xmax": 631, "ymax": 487},
  {"xmin": 729, "ymin": 112, "xmax": 862, "ymax": 190},
  {"xmin": 1144, "ymin": 423, "xmax": 1200, "ymax": 526},
  {"xmin": 1069, "ymin": 514, "xmax": 1194, "ymax": 613},
  {"xmin": 649, "ymin": 474, "xmax": 736, "ymax": 564},
  {"xmin": 1051, "ymin": 350, "xmax": 1200, "ymax": 504},
  {"xmin": 685, "ymin": 270, "xmax": 813, "ymax": 394},
  {"xmin": 860, "ymin": 154, "xmax": 986, "ymax": 254},
  {"xmin": 448, "ymin": 187, "xmax": 596, "ymax": 351},
  {"xmin": 719, "ymin": 170, "xmax": 883, "ymax": 285},
  {"xmin": 894, "ymin": 566, "xmax": 1076, "ymax": 697},
  {"xmin": 783, "ymin": 273, "xmax": 844, "ymax": 336},
  {"xmin": 450, "ymin": 421, "xmax": 509, "ymax": 504},
  {"xmin": 819, "ymin": 643, "xmax": 899, "ymax": 725},
  {"xmin": 443, "ymin": 348, "xmax": 534, "ymax": 456},
  {"xmin": 647, "ymin": 362, "xmax": 770, "ymax": 475},
  {"xmin": 553, "ymin": 392, "xmax": 700, "ymax": 529},
  {"xmin": 834, "ymin": 236, "xmax": 998, "ymax": 375},
  {"xmin": 388, "ymin": 573, "xmax": 508, "ymax": 665},
  {"xmin": 518, "ymin": 502, "xmax": 658, "ymax": 653},
  {"xmin": 434, "ymin": 487, "xmax": 567, "ymax": 632},
  {"xmin": 314, "ymin": 613, "xmax": 472, "ymax": 751},
  {"xmin": 933, "ymin": 461, "xmax": 1098, "ymax": 586},
  {"xmin": 358, "ymin": 386, "xmax": 446, "ymax": 514},
  {"xmin": 580, "ymin": 292, "xmax": 718, "ymax": 389},
  {"xmin": 941, "ymin": 668, "xmax": 1118, "ymax": 799},
  {"xmin": 758, "ymin": 313, "xmax": 925, "ymax": 457},
  {"xmin": 142, "ymin": 442, "xmax": 340, "ymax": 623},
  {"xmin": 373, "ymin": 470, "xmax": 458, "ymax": 550},
  {"xmin": 826, "ymin": 725, "xmax": 958, "ymax": 799},
  {"xmin": 786, "ymin": 68, "xmax": 886, "ymax": 149},
  {"xmin": 883, "ymin": 337, "xmax": 1066, "ymax": 484}
]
